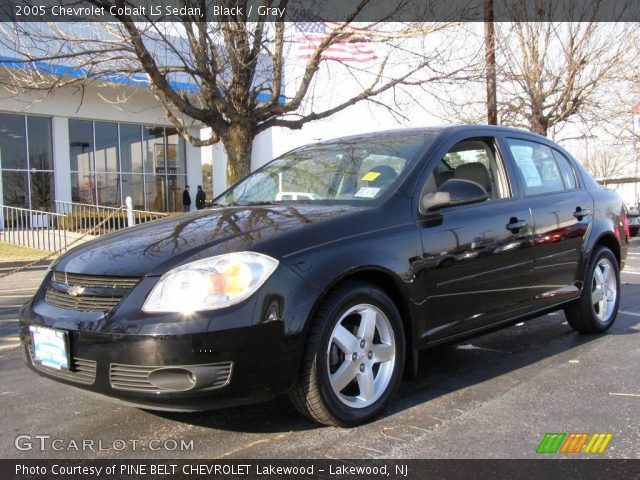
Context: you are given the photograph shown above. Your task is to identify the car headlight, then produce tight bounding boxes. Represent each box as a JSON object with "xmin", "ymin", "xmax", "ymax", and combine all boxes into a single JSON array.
[{"xmin": 142, "ymin": 252, "xmax": 279, "ymax": 313}]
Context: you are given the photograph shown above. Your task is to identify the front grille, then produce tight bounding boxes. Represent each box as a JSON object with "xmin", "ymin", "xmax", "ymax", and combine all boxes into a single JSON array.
[
  {"xmin": 52, "ymin": 272, "xmax": 139, "ymax": 289},
  {"xmin": 45, "ymin": 289, "xmax": 121, "ymax": 312},
  {"xmin": 45, "ymin": 272, "xmax": 140, "ymax": 312},
  {"xmin": 110, "ymin": 362, "xmax": 233, "ymax": 393},
  {"xmin": 28, "ymin": 345, "xmax": 96, "ymax": 385}
]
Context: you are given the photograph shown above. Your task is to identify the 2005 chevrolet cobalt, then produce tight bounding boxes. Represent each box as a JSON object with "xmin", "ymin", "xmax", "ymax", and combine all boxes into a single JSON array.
[{"xmin": 20, "ymin": 126, "xmax": 629, "ymax": 426}]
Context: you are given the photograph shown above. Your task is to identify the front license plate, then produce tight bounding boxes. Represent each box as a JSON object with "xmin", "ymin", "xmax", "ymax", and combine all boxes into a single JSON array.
[{"xmin": 30, "ymin": 326, "xmax": 70, "ymax": 370}]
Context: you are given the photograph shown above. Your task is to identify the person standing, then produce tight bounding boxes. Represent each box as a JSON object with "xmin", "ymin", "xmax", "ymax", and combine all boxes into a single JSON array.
[
  {"xmin": 195, "ymin": 185, "xmax": 206, "ymax": 210},
  {"xmin": 182, "ymin": 185, "xmax": 191, "ymax": 212}
]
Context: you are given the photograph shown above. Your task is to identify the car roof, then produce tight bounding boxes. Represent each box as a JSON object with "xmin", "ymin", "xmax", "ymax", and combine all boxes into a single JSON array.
[{"xmin": 311, "ymin": 124, "xmax": 549, "ymax": 146}]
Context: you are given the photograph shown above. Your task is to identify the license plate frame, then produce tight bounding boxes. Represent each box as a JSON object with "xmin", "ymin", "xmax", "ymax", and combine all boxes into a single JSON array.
[{"xmin": 30, "ymin": 325, "xmax": 70, "ymax": 370}]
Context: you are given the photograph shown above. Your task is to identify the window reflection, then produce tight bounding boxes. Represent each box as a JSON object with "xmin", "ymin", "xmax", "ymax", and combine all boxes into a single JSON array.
[
  {"xmin": 120, "ymin": 124, "xmax": 143, "ymax": 173},
  {"xmin": 0, "ymin": 114, "xmax": 54, "ymax": 210},
  {"xmin": 94, "ymin": 122, "xmax": 119, "ymax": 173},
  {"xmin": 29, "ymin": 172, "xmax": 54, "ymax": 211},
  {"xmin": 68, "ymin": 121, "xmax": 187, "ymax": 212},
  {"xmin": 1, "ymin": 170, "xmax": 28, "ymax": 207}
]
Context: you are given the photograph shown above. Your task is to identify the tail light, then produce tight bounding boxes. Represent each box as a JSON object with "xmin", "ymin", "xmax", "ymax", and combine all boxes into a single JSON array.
[{"xmin": 622, "ymin": 207, "xmax": 630, "ymax": 238}]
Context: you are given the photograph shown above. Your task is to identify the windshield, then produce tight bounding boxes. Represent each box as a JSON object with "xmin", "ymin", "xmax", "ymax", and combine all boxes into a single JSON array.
[{"xmin": 216, "ymin": 132, "xmax": 437, "ymax": 206}]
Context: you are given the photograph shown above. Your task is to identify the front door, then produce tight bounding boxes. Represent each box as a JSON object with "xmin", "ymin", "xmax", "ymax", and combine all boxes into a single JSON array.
[{"xmin": 417, "ymin": 136, "xmax": 535, "ymax": 342}]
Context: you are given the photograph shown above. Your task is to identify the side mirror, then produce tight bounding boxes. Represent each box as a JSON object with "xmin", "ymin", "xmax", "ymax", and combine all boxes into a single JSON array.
[{"xmin": 420, "ymin": 179, "xmax": 488, "ymax": 214}]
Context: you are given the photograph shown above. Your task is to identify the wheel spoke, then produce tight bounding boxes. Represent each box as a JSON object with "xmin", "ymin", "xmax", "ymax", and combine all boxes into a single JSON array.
[
  {"xmin": 357, "ymin": 370, "xmax": 375, "ymax": 401},
  {"xmin": 372, "ymin": 343, "xmax": 394, "ymax": 363},
  {"xmin": 332, "ymin": 325, "xmax": 359, "ymax": 354},
  {"xmin": 599, "ymin": 299, "xmax": 607, "ymax": 319},
  {"xmin": 357, "ymin": 308, "xmax": 377, "ymax": 343},
  {"xmin": 593, "ymin": 266, "xmax": 604, "ymax": 288},
  {"xmin": 331, "ymin": 361, "xmax": 359, "ymax": 392}
]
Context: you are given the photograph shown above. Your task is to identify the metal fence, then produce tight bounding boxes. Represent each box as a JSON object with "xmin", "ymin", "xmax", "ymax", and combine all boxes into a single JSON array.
[
  {"xmin": 0, "ymin": 205, "xmax": 69, "ymax": 252},
  {"xmin": 54, "ymin": 200, "xmax": 169, "ymax": 236},
  {"xmin": 1, "ymin": 199, "xmax": 170, "ymax": 253}
]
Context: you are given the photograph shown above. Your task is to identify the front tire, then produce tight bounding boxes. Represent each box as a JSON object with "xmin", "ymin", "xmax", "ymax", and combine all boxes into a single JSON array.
[
  {"xmin": 564, "ymin": 247, "xmax": 620, "ymax": 333},
  {"xmin": 289, "ymin": 282, "xmax": 405, "ymax": 427}
]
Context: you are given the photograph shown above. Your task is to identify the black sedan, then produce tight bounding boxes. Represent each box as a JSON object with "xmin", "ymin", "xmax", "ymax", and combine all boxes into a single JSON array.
[{"xmin": 19, "ymin": 125, "xmax": 629, "ymax": 426}]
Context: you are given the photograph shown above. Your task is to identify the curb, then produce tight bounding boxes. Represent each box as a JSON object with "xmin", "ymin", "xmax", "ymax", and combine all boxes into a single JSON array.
[{"xmin": 0, "ymin": 260, "xmax": 51, "ymax": 270}]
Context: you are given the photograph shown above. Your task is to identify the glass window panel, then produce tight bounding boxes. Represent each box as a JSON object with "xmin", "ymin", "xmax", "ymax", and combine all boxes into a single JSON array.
[
  {"xmin": 29, "ymin": 171, "xmax": 54, "ymax": 211},
  {"xmin": 165, "ymin": 129, "xmax": 186, "ymax": 175},
  {"xmin": 2, "ymin": 170, "xmax": 29, "ymax": 207},
  {"xmin": 506, "ymin": 139, "xmax": 565, "ymax": 196},
  {"xmin": 27, "ymin": 116, "xmax": 53, "ymax": 171},
  {"xmin": 167, "ymin": 175, "xmax": 186, "ymax": 212},
  {"xmin": 120, "ymin": 124, "xmax": 143, "ymax": 173},
  {"xmin": 145, "ymin": 174, "xmax": 166, "ymax": 212},
  {"xmin": 69, "ymin": 119, "xmax": 94, "ymax": 174},
  {"xmin": 143, "ymin": 126, "xmax": 165, "ymax": 174},
  {"xmin": 71, "ymin": 171, "xmax": 96, "ymax": 204},
  {"xmin": 94, "ymin": 122, "xmax": 119, "ymax": 173},
  {"xmin": 0, "ymin": 113, "xmax": 27, "ymax": 170},
  {"xmin": 552, "ymin": 150, "xmax": 577, "ymax": 190},
  {"xmin": 95, "ymin": 172, "xmax": 121, "ymax": 207},
  {"xmin": 121, "ymin": 173, "xmax": 145, "ymax": 210}
]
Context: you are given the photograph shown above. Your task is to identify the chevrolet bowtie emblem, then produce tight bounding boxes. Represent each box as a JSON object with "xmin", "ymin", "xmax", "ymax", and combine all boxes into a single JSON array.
[{"xmin": 67, "ymin": 285, "xmax": 85, "ymax": 297}]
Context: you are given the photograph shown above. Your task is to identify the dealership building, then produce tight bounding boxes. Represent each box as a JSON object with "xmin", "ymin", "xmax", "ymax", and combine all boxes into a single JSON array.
[{"xmin": 0, "ymin": 27, "xmax": 279, "ymax": 215}]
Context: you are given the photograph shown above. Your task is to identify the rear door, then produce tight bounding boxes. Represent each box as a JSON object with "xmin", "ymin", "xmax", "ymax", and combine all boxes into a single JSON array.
[
  {"xmin": 502, "ymin": 137, "xmax": 593, "ymax": 309},
  {"xmin": 416, "ymin": 134, "xmax": 535, "ymax": 341}
]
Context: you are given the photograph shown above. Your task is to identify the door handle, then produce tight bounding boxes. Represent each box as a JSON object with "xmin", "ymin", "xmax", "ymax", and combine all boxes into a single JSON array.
[
  {"xmin": 506, "ymin": 218, "xmax": 528, "ymax": 232},
  {"xmin": 573, "ymin": 208, "xmax": 591, "ymax": 219}
]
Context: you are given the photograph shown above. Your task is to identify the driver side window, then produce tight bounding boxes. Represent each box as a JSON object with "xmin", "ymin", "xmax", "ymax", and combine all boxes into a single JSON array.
[{"xmin": 425, "ymin": 138, "xmax": 510, "ymax": 200}]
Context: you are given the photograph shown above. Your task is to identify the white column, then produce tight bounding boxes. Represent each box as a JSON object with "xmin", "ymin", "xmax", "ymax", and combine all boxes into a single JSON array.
[
  {"xmin": 211, "ymin": 141, "xmax": 228, "ymax": 197},
  {"xmin": 52, "ymin": 116, "xmax": 71, "ymax": 211},
  {"xmin": 185, "ymin": 128, "xmax": 203, "ymax": 207},
  {"xmin": 251, "ymin": 129, "xmax": 274, "ymax": 171}
]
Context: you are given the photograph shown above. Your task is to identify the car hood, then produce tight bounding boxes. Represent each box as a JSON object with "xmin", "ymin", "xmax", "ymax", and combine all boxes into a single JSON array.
[{"xmin": 52, "ymin": 204, "xmax": 360, "ymax": 277}]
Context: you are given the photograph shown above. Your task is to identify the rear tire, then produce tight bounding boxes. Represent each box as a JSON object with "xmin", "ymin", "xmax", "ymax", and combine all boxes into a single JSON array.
[
  {"xmin": 564, "ymin": 247, "xmax": 620, "ymax": 333},
  {"xmin": 289, "ymin": 282, "xmax": 405, "ymax": 427}
]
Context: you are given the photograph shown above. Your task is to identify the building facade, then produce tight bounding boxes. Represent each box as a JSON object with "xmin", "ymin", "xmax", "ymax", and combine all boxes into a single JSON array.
[{"xmin": 0, "ymin": 81, "xmax": 204, "ymax": 214}]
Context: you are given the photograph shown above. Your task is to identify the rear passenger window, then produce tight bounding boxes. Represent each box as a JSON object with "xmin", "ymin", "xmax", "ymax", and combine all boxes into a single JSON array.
[
  {"xmin": 506, "ymin": 139, "xmax": 566, "ymax": 196},
  {"xmin": 552, "ymin": 150, "xmax": 577, "ymax": 190}
]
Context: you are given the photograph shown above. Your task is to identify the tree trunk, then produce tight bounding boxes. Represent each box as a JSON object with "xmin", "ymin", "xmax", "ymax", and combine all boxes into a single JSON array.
[
  {"xmin": 221, "ymin": 123, "xmax": 255, "ymax": 187},
  {"xmin": 530, "ymin": 115, "xmax": 549, "ymax": 136}
]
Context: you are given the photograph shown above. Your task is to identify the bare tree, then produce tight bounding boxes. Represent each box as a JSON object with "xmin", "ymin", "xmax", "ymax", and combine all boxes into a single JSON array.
[
  {"xmin": 581, "ymin": 147, "xmax": 630, "ymax": 180},
  {"xmin": 0, "ymin": 1, "xmax": 473, "ymax": 185},
  {"xmin": 433, "ymin": 1, "xmax": 638, "ymax": 139}
]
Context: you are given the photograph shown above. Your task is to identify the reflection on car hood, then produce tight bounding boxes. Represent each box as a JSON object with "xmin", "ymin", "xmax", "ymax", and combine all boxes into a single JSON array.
[{"xmin": 53, "ymin": 204, "xmax": 360, "ymax": 277}]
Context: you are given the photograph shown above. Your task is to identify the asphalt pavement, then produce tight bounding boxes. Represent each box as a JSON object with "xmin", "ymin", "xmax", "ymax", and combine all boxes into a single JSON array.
[{"xmin": 1, "ymin": 239, "xmax": 639, "ymax": 459}]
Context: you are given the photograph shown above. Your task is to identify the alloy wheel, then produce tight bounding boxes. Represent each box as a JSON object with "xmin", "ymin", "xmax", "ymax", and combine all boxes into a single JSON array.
[
  {"xmin": 591, "ymin": 257, "xmax": 617, "ymax": 324},
  {"xmin": 326, "ymin": 304, "xmax": 396, "ymax": 409}
]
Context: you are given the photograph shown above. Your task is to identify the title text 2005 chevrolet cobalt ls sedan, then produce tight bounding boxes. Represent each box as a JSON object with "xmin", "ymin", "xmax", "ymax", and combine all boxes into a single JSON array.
[{"xmin": 20, "ymin": 126, "xmax": 629, "ymax": 426}]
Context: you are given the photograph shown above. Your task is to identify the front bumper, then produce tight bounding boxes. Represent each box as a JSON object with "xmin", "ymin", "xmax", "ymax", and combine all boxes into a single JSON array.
[{"xmin": 19, "ymin": 266, "xmax": 321, "ymax": 411}]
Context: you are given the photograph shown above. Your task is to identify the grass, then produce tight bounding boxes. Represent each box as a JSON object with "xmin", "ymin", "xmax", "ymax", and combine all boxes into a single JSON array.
[{"xmin": 0, "ymin": 242, "xmax": 54, "ymax": 262}]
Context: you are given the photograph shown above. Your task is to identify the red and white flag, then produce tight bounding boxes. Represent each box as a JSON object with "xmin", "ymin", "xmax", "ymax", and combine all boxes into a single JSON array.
[{"xmin": 295, "ymin": 22, "xmax": 377, "ymax": 64}]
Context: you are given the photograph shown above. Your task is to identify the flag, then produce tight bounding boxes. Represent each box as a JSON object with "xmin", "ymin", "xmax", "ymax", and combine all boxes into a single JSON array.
[
  {"xmin": 295, "ymin": 22, "xmax": 377, "ymax": 63},
  {"xmin": 633, "ymin": 103, "xmax": 640, "ymax": 132}
]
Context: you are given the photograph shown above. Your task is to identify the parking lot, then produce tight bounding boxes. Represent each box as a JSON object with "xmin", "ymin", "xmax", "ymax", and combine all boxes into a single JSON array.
[{"xmin": 1, "ymin": 239, "xmax": 639, "ymax": 459}]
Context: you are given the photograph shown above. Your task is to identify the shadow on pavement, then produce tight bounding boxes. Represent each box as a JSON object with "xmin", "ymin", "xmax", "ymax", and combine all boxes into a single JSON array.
[{"xmin": 148, "ymin": 305, "xmax": 639, "ymax": 433}]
